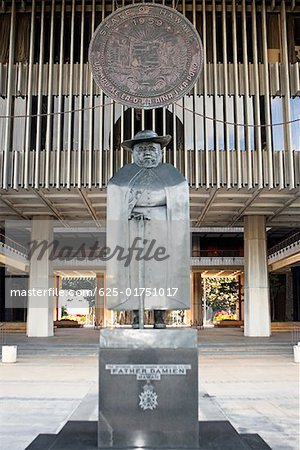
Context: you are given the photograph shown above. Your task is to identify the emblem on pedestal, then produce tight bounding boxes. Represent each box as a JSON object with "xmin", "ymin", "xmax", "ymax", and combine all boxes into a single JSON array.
[{"xmin": 139, "ymin": 380, "xmax": 158, "ymax": 411}]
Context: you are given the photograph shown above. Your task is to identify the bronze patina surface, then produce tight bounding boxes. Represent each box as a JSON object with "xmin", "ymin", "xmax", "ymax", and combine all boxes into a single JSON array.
[{"xmin": 89, "ymin": 3, "xmax": 203, "ymax": 108}]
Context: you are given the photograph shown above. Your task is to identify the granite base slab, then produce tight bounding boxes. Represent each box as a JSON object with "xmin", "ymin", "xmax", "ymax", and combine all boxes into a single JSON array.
[{"xmin": 25, "ymin": 421, "xmax": 272, "ymax": 450}]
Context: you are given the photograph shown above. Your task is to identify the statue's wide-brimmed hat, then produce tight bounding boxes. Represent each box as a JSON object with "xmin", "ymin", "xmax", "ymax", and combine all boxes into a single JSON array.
[{"xmin": 121, "ymin": 130, "xmax": 172, "ymax": 151}]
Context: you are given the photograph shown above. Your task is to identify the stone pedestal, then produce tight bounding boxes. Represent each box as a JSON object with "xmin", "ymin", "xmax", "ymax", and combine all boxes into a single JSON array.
[{"xmin": 98, "ymin": 329, "xmax": 199, "ymax": 449}]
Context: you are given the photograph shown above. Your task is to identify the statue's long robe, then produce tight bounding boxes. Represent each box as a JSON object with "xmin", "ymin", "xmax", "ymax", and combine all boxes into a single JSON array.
[{"xmin": 106, "ymin": 162, "xmax": 190, "ymax": 311}]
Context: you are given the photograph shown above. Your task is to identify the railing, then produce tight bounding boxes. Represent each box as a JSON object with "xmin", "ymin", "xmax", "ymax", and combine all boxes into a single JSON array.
[
  {"xmin": 18, "ymin": 248, "xmax": 245, "ymax": 263},
  {"xmin": 268, "ymin": 231, "xmax": 300, "ymax": 257},
  {"xmin": 0, "ymin": 233, "xmax": 28, "ymax": 257},
  {"xmin": 3, "ymin": 233, "xmax": 300, "ymax": 263},
  {"xmin": 0, "ymin": 323, "xmax": 7, "ymax": 346},
  {"xmin": 292, "ymin": 327, "xmax": 300, "ymax": 345},
  {"xmin": 192, "ymin": 250, "xmax": 243, "ymax": 258},
  {"xmin": 191, "ymin": 255, "xmax": 244, "ymax": 267}
]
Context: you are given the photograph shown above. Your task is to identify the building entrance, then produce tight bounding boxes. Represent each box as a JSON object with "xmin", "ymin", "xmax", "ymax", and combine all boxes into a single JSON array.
[{"xmin": 192, "ymin": 271, "xmax": 244, "ymax": 328}]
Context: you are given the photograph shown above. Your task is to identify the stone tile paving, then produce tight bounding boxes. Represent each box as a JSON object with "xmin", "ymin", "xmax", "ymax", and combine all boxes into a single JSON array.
[
  {"xmin": 0, "ymin": 355, "xmax": 97, "ymax": 450},
  {"xmin": 200, "ymin": 353, "xmax": 299, "ymax": 450},
  {"xmin": 0, "ymin": 328, "xmax": 299, "ymax": 449}
]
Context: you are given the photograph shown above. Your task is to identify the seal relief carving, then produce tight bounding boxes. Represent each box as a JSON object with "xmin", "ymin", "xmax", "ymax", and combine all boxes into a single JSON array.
[{"xmin": 89, "ymin": 3, "xmax": 203, "ymax": 108}]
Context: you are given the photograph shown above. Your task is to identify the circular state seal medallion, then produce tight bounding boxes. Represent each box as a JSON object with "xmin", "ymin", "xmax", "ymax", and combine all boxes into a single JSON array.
[{"xmin": 89, "ymin": 3, "xmax": 203, "ymax": 109}]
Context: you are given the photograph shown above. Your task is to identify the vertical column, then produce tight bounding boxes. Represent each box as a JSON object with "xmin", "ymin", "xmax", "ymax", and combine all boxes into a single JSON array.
[
  {"xmin": 27, "ymin": 218, "xmax": 54, "ymax": 337},
  {"xmin": 0, "ymin": 266, "xmax": 5, "ymax": 321},
  {"xmin": 95, "ymin": 273, "xmax": 105, "ymax": 327},
  {"xmin": 238, "ymin": 273, "xmax": 245, "ymax": 321},
  {"xmin": 185, "ymin": 272, "xmax": 192, "ymax": 326},
  {"xmin": 3, "ymin": 0, "xmax": 15, "ymax": 189},
  {"xmin": 292, "ymin": 267, "xmax": 300, "ymax": 321},
  {"xmin": 185, "ymin": 272, "xmax": 192, "ymax": 325},
  {"xmin": 244, "ymin": 216, "xmax": 271, "ymax": 337},
  {"xmin": 192, "ymin": 272, "xmax": 203, "ymax": 326},
  {"xmin": 3, "ymin": 273, "xmax": 13, "ymax": 322},
  {"xmin": 237, "ymin": 274, "xmax": 242, "ymax": 321},
  {"xmin": 53, "ymin": 275, "xmax": 61, "ymax": 322},
  {"xmin": 285, "ymin": 270, "xmax": 293, "ymax": 321}
]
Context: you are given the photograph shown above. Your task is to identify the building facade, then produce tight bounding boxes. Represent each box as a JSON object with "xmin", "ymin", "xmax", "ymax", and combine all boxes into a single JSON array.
[{"xmin": 0, "ymin": 0, "xmax": 299, "ymax": 337}]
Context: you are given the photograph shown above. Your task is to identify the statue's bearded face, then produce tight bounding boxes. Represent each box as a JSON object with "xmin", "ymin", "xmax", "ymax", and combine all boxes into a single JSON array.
[{"xmin": 133, "ymin": 142, "xmax": 162, "ymax": 168}]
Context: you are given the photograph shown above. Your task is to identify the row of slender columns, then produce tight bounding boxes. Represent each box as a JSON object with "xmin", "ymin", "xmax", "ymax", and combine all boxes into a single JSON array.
[{"xmin": 25, "ymin": 215, "xmax": 291, "ymax": 338}]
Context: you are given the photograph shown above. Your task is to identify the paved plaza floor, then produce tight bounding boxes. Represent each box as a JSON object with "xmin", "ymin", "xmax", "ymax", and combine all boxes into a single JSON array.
[{"xmin": 0, "ymin": 328, "xmax": 299, "ymax": 450}]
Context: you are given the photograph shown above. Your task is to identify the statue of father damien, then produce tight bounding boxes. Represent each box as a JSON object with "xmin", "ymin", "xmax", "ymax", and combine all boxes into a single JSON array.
[{"xmin": 106, "ymin": 130, "xmax": 190, "ymax": 328}]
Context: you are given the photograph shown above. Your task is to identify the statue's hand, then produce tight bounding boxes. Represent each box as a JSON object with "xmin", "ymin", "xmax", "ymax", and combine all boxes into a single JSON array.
[{"xmin": 129, "ymin": 211, "xmax": 150, "ymax": 221}]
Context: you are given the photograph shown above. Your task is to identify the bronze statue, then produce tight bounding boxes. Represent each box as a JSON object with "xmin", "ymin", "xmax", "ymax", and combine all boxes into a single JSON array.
[{"xmin": 106, "ymin": 130, "xmax": 190, "ymax": 328}]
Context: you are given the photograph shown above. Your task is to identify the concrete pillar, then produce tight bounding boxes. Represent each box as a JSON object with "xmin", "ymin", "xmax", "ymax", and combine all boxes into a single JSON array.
[
  {"xmin": 292, "ymin": 267, "xmax": 300, "ymax": 321},
  {"xmin": 244, "ymin": 216, "xmax": 271, "ymax": 337},
  {"xmin": 27, "ymin": 218, "xmax": 54, "ymax": 337},
  {"xmin": 192, "ymin": 272, "xmax": 203, "ymax": 326},
  {"xmin": 95, "ymin": 273, "xmax": 105, "ymax": 327}
]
